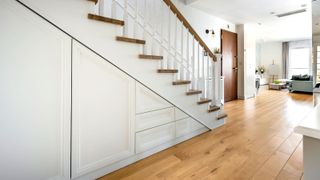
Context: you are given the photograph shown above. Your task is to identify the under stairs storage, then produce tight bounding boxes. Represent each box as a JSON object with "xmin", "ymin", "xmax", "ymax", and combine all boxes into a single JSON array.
[
  {"xmin": 1, "ymin": 0, "xmax": 227, "ymax": 179},
  {"xmin": 85, "ymin": 0, "xmax": 226, "ymax": 128}
]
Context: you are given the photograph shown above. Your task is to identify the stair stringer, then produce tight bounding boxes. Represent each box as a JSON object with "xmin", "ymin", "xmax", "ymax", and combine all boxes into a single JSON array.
[{"xmin": 18, "ymin": 0, "xmax": 225, "ymax": 129}]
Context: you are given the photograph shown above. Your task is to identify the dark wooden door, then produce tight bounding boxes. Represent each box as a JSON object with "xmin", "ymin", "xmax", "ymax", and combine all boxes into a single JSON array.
[{"xmin": 221, "ymin": 30, "xmax": 238, "ymax": 102}]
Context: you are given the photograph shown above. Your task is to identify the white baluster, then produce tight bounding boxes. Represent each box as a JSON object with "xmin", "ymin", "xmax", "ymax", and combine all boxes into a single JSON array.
[
  {"xmin": 211, "ymin": 58, "xmax": 216, "ymax": 106},
  {"xmin": 134, "ymin": 0, "xmax": 138, "ymax": 39},
  {"xmin": 111, "ymin": 0, "xmax": 117, "ymax": 21},
  {"xmin": 202, "ymin": 51, "xmax": 205, "ymax": 98},
  {"xmin": 215, "ymin": 55, "xmax": 222, "ymax": 105},
  {"xmin": 206, "ymin": 55, "xmax": 210, "ymax": 99},
  {"xmin": 123, "ymin": 0, "xmax": 129, "ymax": 36},
  {"xmin": 180, "ymin": 23, "xmax": 184, "ymax": 80},
  {"xmin": 197, "ymin": 44, "xmax": 201, "ymax": 91},
  {"xmin": 192, "ymin": 37, "xmax": 195, "ymax": 90},
  {"xmin": 187, "ymin": 32, "xmax": 190, "ymax": 83},
  {"xmin": 98, "ymin": 0, "xmax": 104, "ymax": 16},
  {"xmin": 142, "ymin": 0, "xmax": 148, "ymax": 55},
  {"xmin": 166, "ymin": 6, "xmax": 171, "ymax": 70},
  {"xmin": 174, "ymin": 14, "xmax": 179, "ymax": 80}
]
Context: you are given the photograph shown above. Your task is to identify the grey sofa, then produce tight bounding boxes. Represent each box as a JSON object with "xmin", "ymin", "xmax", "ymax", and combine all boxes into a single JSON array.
[{"xmin": 288, "ymin": 75, "xmax": 313, "ymax": 93}]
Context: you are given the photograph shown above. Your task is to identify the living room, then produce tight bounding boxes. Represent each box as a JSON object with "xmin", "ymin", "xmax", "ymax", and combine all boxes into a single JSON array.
[{"xmin": 256, "ymin": 40, "xmax": 314, "ymax": 93}]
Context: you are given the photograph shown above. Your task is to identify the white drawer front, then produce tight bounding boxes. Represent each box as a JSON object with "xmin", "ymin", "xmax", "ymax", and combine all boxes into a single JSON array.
[
  {"xmin": 136, "ymin": 83, "xmax": 172, "ymax": 114},
  {"xmin": 175, "ymin": 108, "xmax": 189, "ymax": 120},
  {"xmin": 136, "ymin": 123, "xmax": 175, "ymax": 153},
  {"xmin": 136, "ymin": 108, "xmax": 175, "ymax": 132}
]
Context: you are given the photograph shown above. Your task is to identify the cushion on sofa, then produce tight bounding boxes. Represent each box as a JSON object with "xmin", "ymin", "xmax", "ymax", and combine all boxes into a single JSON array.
[{"xmin": 291, "ymin": 74, "xmax": 312, "ymax": 81}]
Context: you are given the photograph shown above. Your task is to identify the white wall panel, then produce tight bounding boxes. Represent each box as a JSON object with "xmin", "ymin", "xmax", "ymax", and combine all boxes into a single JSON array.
[
  {"xmin": 72, "ymin": 42, "xmax": 135, "ymax": 178},
  {"xmin": 0, "ymin": 1, "xmax": 71, "ymax": 179},
  {"xmin": 136, "ymin": 108, "xmax": 175, "ymax": 132},
  {"xmin": 136, "ymin": 122, "xmax": 176, "ymax": 153},
  {"xmin": 175, "ymin": 108, "xmax": 189, "ymax": 120},
  {"xmin": 136, "ymin": 83, "xmax": 172, "ymax": 114}
]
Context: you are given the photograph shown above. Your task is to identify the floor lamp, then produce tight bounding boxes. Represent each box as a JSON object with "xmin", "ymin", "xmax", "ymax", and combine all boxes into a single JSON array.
[{"xmin": 268, "ymin": 61, "xmax": 279, "ymax": 83}]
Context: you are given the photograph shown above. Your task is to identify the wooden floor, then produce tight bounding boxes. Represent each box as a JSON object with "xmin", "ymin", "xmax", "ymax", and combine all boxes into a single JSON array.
[{"xmin": 100, "ymin": 90, "xmax": 313, "ymax": 180}]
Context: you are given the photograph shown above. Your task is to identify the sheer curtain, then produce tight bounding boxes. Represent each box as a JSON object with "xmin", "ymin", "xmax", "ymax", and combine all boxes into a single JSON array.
[
  {"xmin": 282, "ymin": 42, "xmax": 289, "ymax": 79},
  {"xmin": 282, "ymin": 40, "xmax": 312, "ymax": 79}
]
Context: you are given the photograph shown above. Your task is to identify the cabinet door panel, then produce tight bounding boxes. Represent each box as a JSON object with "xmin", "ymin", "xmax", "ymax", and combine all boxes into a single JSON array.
[
  {"xmin": 136, "ymin": 108, "xmax": 174, "ymax": 132},
  {"xmin": 0, "ymin": 1, "xmax": 71, "ymax": 180},
  {"xmin": 72, "ymin": 42, "xmax": 135, "ymax": 178},
  {"xmin": 136, "ymin": 123, "xmax": 175, "ymax": 153}
]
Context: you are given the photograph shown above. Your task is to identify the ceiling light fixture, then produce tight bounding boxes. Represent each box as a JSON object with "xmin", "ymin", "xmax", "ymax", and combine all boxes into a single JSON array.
[{"xmin": 276, "ymin": 9, "xmax": 306, "ymax": 18}]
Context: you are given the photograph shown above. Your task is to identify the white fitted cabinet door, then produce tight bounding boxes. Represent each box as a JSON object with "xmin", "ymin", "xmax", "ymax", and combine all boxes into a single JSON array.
[
  {"xmin": 136, "ymin": 107, "xmax": 175, "ymax": 132},
  {"xmin": 72, "ymin": 42, "xmax": 135, "ymax": 178},
  {"xmin": 136, "ymin": 83, "xmax": 172, "ymax": 114},
  {"xmin": 0, "ymin": 1, "xmax": 71, "ymax": 180},
  {"xmin": 136, "ymin": 123, "xmax": 176, "ymax": 153}
]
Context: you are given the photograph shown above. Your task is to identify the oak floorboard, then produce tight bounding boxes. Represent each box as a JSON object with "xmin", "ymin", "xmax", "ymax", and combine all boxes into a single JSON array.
[
  {"xmin": 280, "ymin": 142, "xmax": 304, "ymax": 178},
  {"xmin": 99, "ymin": 90, "xmax": 313, "ymax": 180}
]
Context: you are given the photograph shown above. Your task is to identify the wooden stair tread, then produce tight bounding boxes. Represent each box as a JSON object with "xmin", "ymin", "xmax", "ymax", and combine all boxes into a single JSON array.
[
  {"xmin": 217, "ymin": 113, "xmax": 228, "ymax": 120},
  {"xmin": 158, "ymin": 69, "xmax": 178, "ymax": 73},
  {"xmin": 88, "ymin": 14, "xmax": 124, "ymax": 26},
  {"xmin": 139, "ymin": 54, "xmax": 163, "ymax": 60},
  {"xmin": 197, "ymin": 98, "xmax": 212, "ymax": 105},
  {"xmin": 88, "ymin": 0, "xmax": 98, "ymax": 4},
  {"xmin": 186, "ymin": 90, "xmax": 202, "ymax": 96},
  {"xmin": 116, "ymin": 36, "xmax": 146, "ymax": 44},
  {"xmin": 172, "ymin": 80, "xmax": 191, "ymax": 85},
  {"xmin": 208, "ymin": 105, "xmax": 220, "ymax": 112}
]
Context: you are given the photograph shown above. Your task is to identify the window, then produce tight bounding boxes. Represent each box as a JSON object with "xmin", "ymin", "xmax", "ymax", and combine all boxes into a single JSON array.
[
  {"xmin": 288, "ymin": 48, "xmax": 311, "ymax": 77},
  {"xmin": 317, "ymin": 46, "xmax": 320, "ymax": 83}
]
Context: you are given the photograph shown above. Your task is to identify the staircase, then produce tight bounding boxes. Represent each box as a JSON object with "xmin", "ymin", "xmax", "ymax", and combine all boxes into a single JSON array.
[
  {"xmin": 18, "ymin": 0, "xmax": 227, "ymax": 129},
  {"xmin": 86, "ymin": 0, "xmax": 227, "ymax": 129}
]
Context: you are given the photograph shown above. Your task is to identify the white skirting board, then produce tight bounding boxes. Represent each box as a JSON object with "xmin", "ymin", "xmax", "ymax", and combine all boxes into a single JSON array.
[{"xmin": 72, "ymin": 127, "xmax": 209, "ymax": 180}]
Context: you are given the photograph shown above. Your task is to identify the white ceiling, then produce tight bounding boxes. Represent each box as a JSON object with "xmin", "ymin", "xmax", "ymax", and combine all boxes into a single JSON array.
[{"xmin": 185, "ymin": 0, "xmax": 312, "ymax": 42}]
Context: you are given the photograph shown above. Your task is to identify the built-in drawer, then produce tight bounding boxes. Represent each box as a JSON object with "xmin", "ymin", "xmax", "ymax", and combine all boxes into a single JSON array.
[
  {"xmin": 136, "ymin": 107, "xmax": 175, "ymax": 132},
  {"xmin": 176, "ymin": 118, "xmax": 206, "ymax": 138},
  {"xmin": 136, "ymin": 122, "xmax": 175, "ymax": 153}
]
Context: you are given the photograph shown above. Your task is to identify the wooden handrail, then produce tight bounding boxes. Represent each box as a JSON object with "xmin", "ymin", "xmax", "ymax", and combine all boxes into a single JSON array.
[{"xmin": 162, "ymin": 0, "xmax": 216, "ymax": 61}]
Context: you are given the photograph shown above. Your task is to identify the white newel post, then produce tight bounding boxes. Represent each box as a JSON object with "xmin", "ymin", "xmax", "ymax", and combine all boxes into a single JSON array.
[{"xmin": 213, "ymin": 54, "xmax": 222, "ymax": 106}]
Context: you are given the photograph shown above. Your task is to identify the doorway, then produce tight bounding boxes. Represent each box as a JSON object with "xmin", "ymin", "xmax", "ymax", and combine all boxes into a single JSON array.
[{"xmin": 221, "ymin": 30, "xmax": 238, "ymax": 102}]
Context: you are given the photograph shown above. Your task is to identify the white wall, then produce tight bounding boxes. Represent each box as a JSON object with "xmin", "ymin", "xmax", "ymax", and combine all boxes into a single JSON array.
[
  {"xmin": 313, "ymin": 34, "xmax": 320, "ymax": 82},
  {"xmin": 259, "ymin": 42, "xmax": 283, "ymax": 79},
  {"xmin": 237, "ymin": 24, "xmax": 257, "ymax": 99},
  {"xmin": 172, "ymin": 0, "xmax": 236, "ymax": 51}
]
